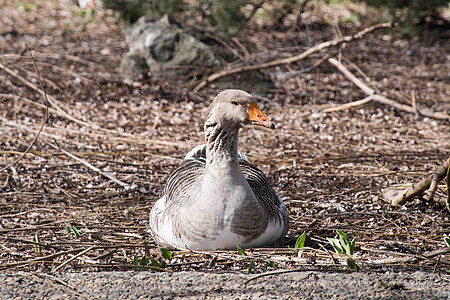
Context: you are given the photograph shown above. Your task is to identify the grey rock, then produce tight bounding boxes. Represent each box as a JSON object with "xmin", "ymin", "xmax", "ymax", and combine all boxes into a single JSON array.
[
  {"xmin": 119, "ymin": 52, "xmax": 149, "ymax": 80},
  {"xmin": 121, "ymin": 15, "xmax": 220, "ymax": 80}
]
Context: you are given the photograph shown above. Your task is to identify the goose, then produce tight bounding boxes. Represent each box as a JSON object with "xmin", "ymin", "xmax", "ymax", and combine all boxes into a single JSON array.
[{"xmin": 149, "ymin": 89, "xmax": 289, "ymax": 250}]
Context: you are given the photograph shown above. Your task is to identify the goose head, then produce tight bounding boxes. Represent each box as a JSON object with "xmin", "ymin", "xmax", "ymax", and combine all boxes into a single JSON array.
[{"xmin": 206, "ymin": 89, "xmax": 275, "ymax": 130}]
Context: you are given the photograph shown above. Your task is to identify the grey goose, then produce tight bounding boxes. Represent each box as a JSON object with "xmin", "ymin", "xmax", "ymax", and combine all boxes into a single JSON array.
[{"xmin": 149, "ymin": 89, "xmax": 289, "ymax": 250}]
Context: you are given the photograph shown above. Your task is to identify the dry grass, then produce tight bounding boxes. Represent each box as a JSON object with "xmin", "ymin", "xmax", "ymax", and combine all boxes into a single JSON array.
[{"xmin": 0, "ymin": 0, "xmax": 449, "ymax": 274}]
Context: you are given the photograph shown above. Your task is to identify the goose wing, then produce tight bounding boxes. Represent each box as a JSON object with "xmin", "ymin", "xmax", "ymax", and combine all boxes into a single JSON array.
[
  {"xmin": 162, "ymin": 155, "xmax": 205, "ymax": 205},
  {"xmin": 239, "ymin": 160, "xmax": 289, "ymax": 232},
  {"xmin": 150, "ymin": 151, "xmax": 206, "ymax": 248}
]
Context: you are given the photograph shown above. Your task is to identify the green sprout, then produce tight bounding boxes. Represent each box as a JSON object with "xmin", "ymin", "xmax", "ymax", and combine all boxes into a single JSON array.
[
  {"xmin": 33, "ymin": 233, "xmax": 42, "ymax": 253},
  {"xmin": 263, "ymin": 260, "xmax": 275, "ymax": 271},
  {"xmin": 132, "ymin": 255, "xmax": 162, "ymax": 271},
  {"xmin": 237, "ymin": 245, "xmax": 256, "ymax": 274},
  {"xmin": 132, "ymin": 255, "xmax": 150, "ymax": 271},
  {"xmin": 66, "ymin": 21, "xmax": 74, "ymax": 34},
  {"xmin": 328, "ymin": 230, "xmax": 355, "ymax": 255},
  {"xmin": 159, "ymin": 247, "xmax": 172, "ymax": 262},
  {"xmin": 247, "ymin": 259, "xmax": 254, "ymax": 274},
  {"xmin": 328, "ymin": 230, "xmax": 358, "ymax": 270},
  {"xmin": 132, "ymin": 248, "xmax": 172, "ymax": 271},
  {"xmin": 17, "ymin": 3, "xmax": 35, "ymax": 12},
  {"xmin": 237, "ymin": 245, "xmax": 247, "ymax": 256},
  {"xmin": 293, "ymin": 231, "xmax": 306, "ymax": 257},
  {"xmin": 148, "ymin": 256, "xmax": 160, "ymax": 268},
  {"xmin": 64, "ymin": 225, "xmax": 81, "ymax": 237}
]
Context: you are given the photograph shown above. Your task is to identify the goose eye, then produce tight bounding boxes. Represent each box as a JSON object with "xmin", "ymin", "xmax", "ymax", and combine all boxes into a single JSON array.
[{"xmin": 231, "ymin": 101, "xmax": 239, "ymax": 106}]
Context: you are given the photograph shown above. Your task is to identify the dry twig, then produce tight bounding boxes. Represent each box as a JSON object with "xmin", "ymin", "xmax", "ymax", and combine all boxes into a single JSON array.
[
  {"xmin": 327, "ymin": 58, "xmax": 450, "ymax": 121},
  {"xmin": 52, "ymin": 246, "xmax": 97, "ymax": 273},
  {"xmin": 194, "ymin": 22, "xmax": 393, "ymax": 91},
  {"xmin": 0, "ymin": 248, "xmax": 87, "ymax": 269},
  {"xmin": 0, "ymin": 62, "xmax": 97, "ymax": 129},
  {"xmin": 2, "ymin": 59, "xmax": 180, "ymax": 147},
  {"xmin": 43, "ymin": 138, "xmax": 133, "ymax": 189},
  {"xmin": 383, "ymin": 157, "xmax": 450, "ymax": 206},
  {"xmin": 0, "ymin": 45, "xmax": 49, "ymax": 172},
  {"xmin": 205, "ymin": 33, "xmax": 247, "ymax": 62},
  {"xmin": 322, "ymin": 95, "xmax": 373, "ymax": 112}
]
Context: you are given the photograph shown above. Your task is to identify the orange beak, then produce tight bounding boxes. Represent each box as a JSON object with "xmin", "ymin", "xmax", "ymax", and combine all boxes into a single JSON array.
[{"xmin": 247, "ymin": 102, "xmax": 275, "ymax": 129}]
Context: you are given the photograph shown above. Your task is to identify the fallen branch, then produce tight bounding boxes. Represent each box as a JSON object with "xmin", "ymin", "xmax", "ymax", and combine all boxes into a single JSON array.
[
  {"xmin": 327, "ymin": 58, "xmax": 450, "ymax": 121},
  {"xmin": 383, "ymin": 157, "xmax": 450, "ymax": 206},
  {"xmin": 194, "ymin": 22, "xmax": 393, "ymax": 91},
  {"xmin": 322, "ymin": 94, "xmax": 373, "ymax": 112}
]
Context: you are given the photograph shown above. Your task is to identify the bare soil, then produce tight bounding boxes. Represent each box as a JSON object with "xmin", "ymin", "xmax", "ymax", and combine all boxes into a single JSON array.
[
  {"xmin": 0, "ymin": 0, "xmax": 449, "ymax": 297},
  {"xmin": 1, "ymin": 270, "xmax": 449, "ymax": 299}
]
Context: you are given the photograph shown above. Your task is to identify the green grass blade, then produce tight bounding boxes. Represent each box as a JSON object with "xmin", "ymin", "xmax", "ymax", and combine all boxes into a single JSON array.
[
  {"xmin": 350, "ymin": 238, "xmax": 356, "ymax": 255},
  {"xmin": 159, "ymin": 247, "xmax": 172, "ymax": 262},
  {"xmin": 132, "ymin": 255, "xmax": 139, "ymax": 271},
  {"xmin": 247, "ymin": 259, "xmax": 254, "ymax": 274},
  {"xmin": 64, "ymin": 226, "xmax": 71, "ymax": 234},
  {"xmin": 139, "ymin": 256, "xmax": 148, "ymax": 266},
  {"xmin": 33, "ymin": 233, "xmax": 42, "ymax": 253},
  {"xmin": 337, "ymin": 230, "xmax": 353, "ymax": 255},
  {"xmin": 445, "ymin": 236, "xmax": 450, "ymax": 247},
  {"xmin": 346, "ymin": 258, "xmax": 358, "ymax": 270},
  {"xmin": 328, "ymin": 238, "xmax": 344, "ymax": 254},
  {"xmin": 71, "ymin": 225, "xmax": 81, "ymax": 237},
  {"xmin": 336, "ymin": 230, "xmax": 348, "ymax": 241},
  {"xmin": 149, "ymin": 256, "xmax": 160, "ymax": 268},
  {"xmin": 294, "ymin": 232, "xmax": 306, "ymax": 251},
  {"xmin": 263, "ymin": 260, "xmax": 275, "ymax": 271},
  {"xmin": 237, "ymin": 245, "xmax": 247, "ymax": 256}
]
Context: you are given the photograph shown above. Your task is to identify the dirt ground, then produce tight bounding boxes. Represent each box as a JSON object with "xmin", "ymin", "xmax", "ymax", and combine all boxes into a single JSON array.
[
  {"xmin": 0, "ymin": 0, "xmax": 449, "ymax": 297},
  {"xmin": 1, "ymin": 270, "xmax": 449, "ymax": 299}
]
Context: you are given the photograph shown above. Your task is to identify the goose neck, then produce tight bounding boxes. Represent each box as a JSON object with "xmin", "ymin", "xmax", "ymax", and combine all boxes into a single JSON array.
[{"xmin": 204, "ymin": 122, "xmax": 240, "ymax": 166}]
